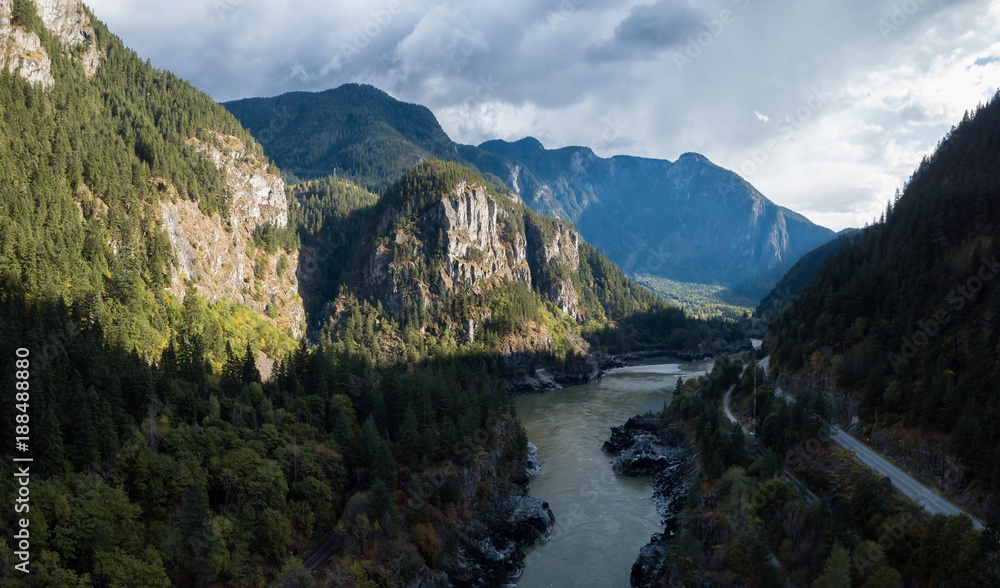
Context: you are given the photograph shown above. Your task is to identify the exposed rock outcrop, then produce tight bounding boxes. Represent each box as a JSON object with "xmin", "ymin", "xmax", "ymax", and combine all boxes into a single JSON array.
[
  {"xmin": 347, "ymin": 176, "xmax": 585, "ymax": 360},
  {"xmin": 0, "ymin": 0, "xmax": 54, "ymax": 88},
  {"xmin": 191, "ymin": 133, "xmax": 289, "ymax": 230},
  {"xmin": 33, "ymin": 0, "xmax": 102, "ymax": 76},
  {"xmin": 605, "ymin": 415, "xmax": 691, "ymax": 478},
  {"xmin": 433, "ymin": 181, "xmax": 531, "ymax": 288},
  {"xmin": 0, "ymin": 0, "xmax": 103, "ymax": 87},
  {"xmin": 363, "ymin": 181, "xmax": 533, "ymax": 318},
  {"xmin": 448, "ymin": 495, "xmax": 554, "ymax": 588},
  {"xmin": 160, "ymin": 133, "xmax": 303, "ymax": 336},
  {"xmin": 603, "ymin": 413, "xmax": 697, "ymax": 588}
]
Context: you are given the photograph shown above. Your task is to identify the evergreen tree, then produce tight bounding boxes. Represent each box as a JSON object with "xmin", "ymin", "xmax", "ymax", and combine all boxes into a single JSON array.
[
  {"xmin": 242, "ymin": 342, "xmax": 261, "ymax": 384},
  {"xmin": 814, "ymin": 543, "xmax": 851, "ymax": 588},
  {"xmin": 178, "ymin": 482, "xmax": 216, "ymax": 586},
  {"xmin": 397, "ymin": 403, "xmax": 421, "ymax": 464}
]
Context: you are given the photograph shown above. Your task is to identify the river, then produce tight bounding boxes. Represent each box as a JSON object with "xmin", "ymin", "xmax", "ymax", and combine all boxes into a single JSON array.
[{"xmin": 513, "ymin": 358, "xmax": 715, "ymax": 588}]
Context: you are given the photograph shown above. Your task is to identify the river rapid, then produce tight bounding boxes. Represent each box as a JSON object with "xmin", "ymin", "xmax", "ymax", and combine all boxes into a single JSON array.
[{"xmin": 513, "ymin": 358, "xmax": 714, "ymax": 588}]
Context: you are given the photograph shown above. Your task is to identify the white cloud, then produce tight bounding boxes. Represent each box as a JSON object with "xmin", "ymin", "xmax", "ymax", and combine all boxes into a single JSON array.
[{"xmin": 754, "ymin": 110, "xmax": 770, "ymax": 123}]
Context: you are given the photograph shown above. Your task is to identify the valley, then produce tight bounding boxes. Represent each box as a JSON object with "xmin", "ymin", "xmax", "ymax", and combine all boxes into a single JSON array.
[{"xmin": 1, "ymin": 0, "xmax": 999, "ymax": 586}]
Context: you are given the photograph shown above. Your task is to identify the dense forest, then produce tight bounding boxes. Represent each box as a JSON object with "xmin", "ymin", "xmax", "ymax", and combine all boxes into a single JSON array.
[
  {"xmin": 768, "ymin": 91, "xmax": 1000, "ymax": 496},
  {"xmin": 633, "ymin": 274, "xmax": 755, "ymax": 322},
  {"xmin": 665, "ymin": 358, "xmax": 1000, "ymax": 586},
  {"xmin": 0, "ymin": 284, "xmax": 534, "ymax": 585}
]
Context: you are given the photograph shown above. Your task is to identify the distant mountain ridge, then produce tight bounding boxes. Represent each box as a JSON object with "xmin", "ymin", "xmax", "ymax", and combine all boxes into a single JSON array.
[
  {"xmin": 466, "ymin": 138, "xmax": 835, "ymax": 298},
  {"xmin": 224, "ymin": 84, "xmax": 835, "ymax": 300},
  {"xmin": 224, "ymin": 84, "xmax": 461, "ymax": 190}
]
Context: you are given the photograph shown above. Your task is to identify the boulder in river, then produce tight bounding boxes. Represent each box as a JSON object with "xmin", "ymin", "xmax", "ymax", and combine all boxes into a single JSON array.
[
  {"xmin": 603, "ymin": 412, "xmax": 697, "ymax": 588},
  {"xmin": 448, "ymin": 495, "xmax": 555, "ymax": 587}
]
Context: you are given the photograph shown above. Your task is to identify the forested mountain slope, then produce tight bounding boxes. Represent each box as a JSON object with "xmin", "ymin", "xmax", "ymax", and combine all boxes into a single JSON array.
[
  {"xmin": 768, "ymin": 91, "xmax": 1000, "ymax": 501},
  {"xmin": 224, "ymin": 84, "xmax": 463, "ymax": 192}
]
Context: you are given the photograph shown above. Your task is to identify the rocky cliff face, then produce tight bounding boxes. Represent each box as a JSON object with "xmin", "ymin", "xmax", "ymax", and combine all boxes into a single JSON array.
[
  {"xmin": 0, "ymin": 0, "xmax": 54, "ymax": 87},
  {"xmin": 432, "ymin": 181, "xmax": 531, "ymax": 290},
  {"xmin": 0, "ymin": 0, "xmax": 102, "ymax": 88},
  {"xmin": 33, "ymin": 0, "xmax": 101, "ymax": 76},
  {"xmin": 191, "ymin": 132, "xmax": 289, "ymax": 229},
  {"xmin": 362, "ymin": 179, "xmax": 581, "ymax": 323},
  {"xmin": 528, "ymin": 219, "xmax": 581, "ymax": 320},
  {"xmin": 161, "ymin": 133, "xmax": 303, "ymax": 336}
]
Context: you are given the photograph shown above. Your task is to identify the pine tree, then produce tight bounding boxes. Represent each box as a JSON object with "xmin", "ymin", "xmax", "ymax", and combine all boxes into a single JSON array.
[
  {"xmin": 242, "ymin": 342, "xmax": 261, "ymax": 384},
  {"xmin": 815, "ymin": 543, "xmax": 851, "ymax": 588},
  {"xmin": 397, "ymin": 403, "xmax": 421, "ymax": 463},
  {"xmin": 179, "ymin": 482, "xmax": 215, "ymax": 586},
  {"xmin": 221, "ymin": 341, "xmax": 242, "ymax": 397}
]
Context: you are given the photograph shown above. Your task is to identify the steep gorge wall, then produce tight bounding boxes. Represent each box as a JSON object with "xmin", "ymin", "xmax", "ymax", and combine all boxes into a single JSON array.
[
  {"xmin": 161, "ymin": 133, "xmax": 304, "ymax": 337},
  {"xmin": 434, "ymin": 181, "xmax": 531, "ymax": 289},
  {"xmin": 362, "ymin": 180, "xmax": 582, "ymax": 323},
  {"xmin": 1, "ymin": 0, "xmax": 54, "ymax": 87}
]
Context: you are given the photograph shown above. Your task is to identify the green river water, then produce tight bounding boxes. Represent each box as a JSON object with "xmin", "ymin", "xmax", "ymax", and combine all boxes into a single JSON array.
[{"xmin": 513, "ymin": 358, "xmax": 715, "ymax": 588}]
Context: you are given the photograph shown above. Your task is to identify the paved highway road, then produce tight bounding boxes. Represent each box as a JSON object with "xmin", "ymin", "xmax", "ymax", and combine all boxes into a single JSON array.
[
  {"xmin": 723, "ymin": 385, "xmax": 750, "ymax": 436},
  {"xmin": 829, "ymin": 426, "xmax": 984, "ymax": 530},
  {"xmin": 758, "ymin": 357, "xmax": 985, "ymax": 531}
]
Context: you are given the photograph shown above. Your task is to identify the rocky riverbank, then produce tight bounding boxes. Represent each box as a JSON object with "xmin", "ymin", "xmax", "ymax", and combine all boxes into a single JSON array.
[
  {"xmin": 603, "ymin": 413, "xmax": 697, "ymax": 588},
  {"xmin": 444, "ymin": 442, "xmax": 554, "ymax": 587},
  {"xmin": 507, "ymin": 343, "xmax": 752, "ymax": 397},
  {"xmin": 505, "ymin": 352, "xmax": 611, "ymax": 396}
]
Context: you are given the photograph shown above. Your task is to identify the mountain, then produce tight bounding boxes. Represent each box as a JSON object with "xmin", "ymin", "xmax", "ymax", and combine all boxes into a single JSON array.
[
  {"xmin": 753, "ymin": 228, "xmax": 863, "ymax": 323},
  {"xmin": 224, "ymin": 85, "xmax": 835, "ymax": 302},
  {"xmin": 466, "ymin": 139, "xmax": 836, "ymax": 299},
  {"xmin": 224, "ymin": 83, "xmax": 462, "ymax": 191},
  {"xmin": 301, "ymin": 160, "xmax": 747, "ymax": 363},
  {"xmin": 0, "ymin": 0, "xmax": 299, "ymax": 360},
  {"xmin": 767, "ymin": 92, "xmax": 1000, "ymax": 513}
]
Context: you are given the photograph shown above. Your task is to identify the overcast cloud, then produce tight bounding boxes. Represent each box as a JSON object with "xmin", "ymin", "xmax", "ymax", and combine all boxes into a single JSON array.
[{"xmin": 86, "ymin": 0, "xmax": 1000, "ymax": 231}]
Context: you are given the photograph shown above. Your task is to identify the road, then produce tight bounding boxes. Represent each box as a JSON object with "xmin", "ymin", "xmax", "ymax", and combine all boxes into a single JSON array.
[
  {"xmin": 757, "ymin": 357, "xmax": 985, "ymax": 531},
  {"xmin": 829, "ymin": 426, "xmax": 984, "ymax": 530},
  {"xmin": 723, "ymin": 385, "xmax": 749, "ymax": 436},
  {"xmin": 723, "ymin": 383, "xmax": 818, "ymax": 504}
]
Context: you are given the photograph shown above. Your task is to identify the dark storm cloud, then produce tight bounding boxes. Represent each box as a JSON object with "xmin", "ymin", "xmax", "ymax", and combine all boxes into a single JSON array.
[{"xmin": 587, "ymin": 1, "xmax": 705, "ymax": 62}]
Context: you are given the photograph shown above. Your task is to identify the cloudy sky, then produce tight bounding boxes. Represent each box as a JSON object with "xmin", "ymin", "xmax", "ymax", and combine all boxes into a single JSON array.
[{"xmin": 86, "ymin": 0, "xmax": 1000, "ymax": 231}]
